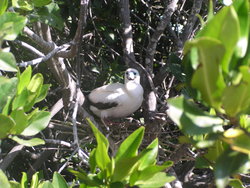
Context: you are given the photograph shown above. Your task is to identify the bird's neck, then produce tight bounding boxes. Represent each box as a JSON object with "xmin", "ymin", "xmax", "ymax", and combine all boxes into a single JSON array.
[{"xmin": 125, "ymin": 81, "xmax": 140, "ymax": 93}]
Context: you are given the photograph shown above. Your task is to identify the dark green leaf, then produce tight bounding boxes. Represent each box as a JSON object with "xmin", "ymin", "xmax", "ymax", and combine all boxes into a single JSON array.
[
  {"xmin": 33, "ymin": 0, "xmax": 51, "ymax": 7},
  {"xmin": 215, "ymin": 149, "xmax": 249, "ymax": 188},
  {"xmin": 36, "ymin": 3, "xmax": 64, "ymax": 30},
  {"xmin": 68, "ymin": 169, "xmax": 101, "ymax": 186},
  {"xmin": 115, "ymin": 126, "xmax": 144, "ymax": 162},
  {"xmin": 0, "ymin": 52, "xmax": 17, "ymax": 72},
  {"xmin": 0, "ymin": 114, "xmax": 15, "ymax": 139},
  {"xmin": 0, "ymin": 12, "xmax": 27, "ymax": 40},
  {"xmin": 21, "ymin": 111, "xmax": 51, "ymax": 136},
  {"xmin": 167, "ymin": 96, "xmax": 224, "ymax": 135}
]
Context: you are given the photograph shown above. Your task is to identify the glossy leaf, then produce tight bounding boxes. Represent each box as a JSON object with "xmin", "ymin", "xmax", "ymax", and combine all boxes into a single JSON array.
[
  {"xmin": 115, "ymin": 126, "xmax": 144, "ymax": 162},
  {"xmin": 0, "ymin": 0, "xmax": 8, "ymax": 16},
  {"xmin": 196, "ymin": 6, "xmax": 240, "ymax": 73},
  {"xmin": 0, "ymin": 77, "xmax": 17, "ymax": 111},
  {"xmin": 185, "ymin": 38, "xmax": 225, "ymax": 109},
  {"xmin": 0, "ymin": 12, "xmax": 27, "ymax": 40},
  {"xmin": 167, "ymin": 96, "xmax": 223, "ymax": 135},
  {"xmin": 215, "ymin": 149, "xmax": 249, "ymax": 188},
  {"xmin": 21, "ymin": 111, "xmax": 51, "ymax": 136},
  {"xmin": 0, "ymin": 170, "xmax": 10, "ymax": 188},
  {"xmin": 30, "ymin": 172, "xmax": 39, "ymax": 188},
  {"xmin": 17, "ymin": 66, "xmax": 32, "ymax": 95},
  {"xmin": 223, "ymin": 129, "xmax": 250, "ymax": 155},
  {"xmin": 35, "ymin": 84, "xmax": 51, "ymax": 103},
  {"xmin": 138, "ymin": 138, "xmax": 158, "ymax": 170},
  {"xmin": 21, "ymin": 172, "xmax": 28, "ymax": 188},
  {"xmin": 0, "ymin": 114, "xmax": 15, "ymax": 139},
  {"xmin": 10, "ymin": 108, "xmax": 28, "ymax": 134},
  {"xmin": 52, "ymin": 172, "xmax": 68, "ymax": 188},
  {"xmin": 0, "ymin": 52, "xmax": 17, "ymax": 72},
  {"xmin": 86, "ymin": 118, "xmax": 111, "ymax": 173},
  {"xmin": 10, "ymin": 136, "xmax": 45, "ymax": 146}
]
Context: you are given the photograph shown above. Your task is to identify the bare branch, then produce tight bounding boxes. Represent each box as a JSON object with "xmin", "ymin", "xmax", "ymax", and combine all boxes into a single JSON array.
[
  {"xmin": 181, "ymin": 0, "xmax": 204, "ymax": 43},
  {"xmin": 15, "ymin": 40, "xmax": 44, "ymax": 57},
  {"xmin": 145, "ymin": 0, "xmax": 179, "ymax": 75}
]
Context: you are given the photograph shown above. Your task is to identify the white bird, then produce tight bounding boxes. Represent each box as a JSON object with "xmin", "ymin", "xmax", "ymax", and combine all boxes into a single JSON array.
[{"xmin": 88, "ymin": 68, "xmax": 144, "ymax": 121}]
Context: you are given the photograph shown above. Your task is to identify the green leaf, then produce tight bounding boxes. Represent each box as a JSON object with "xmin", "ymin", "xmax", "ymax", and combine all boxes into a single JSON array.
[
  {"xmin": 0, "ymin": 114, "xmax": 15, "ymax": 139},
  {"xmin": 196, "ymin": 6, "xmax": 240, "ymax": 73},
  {"xmin": 35, "ymin": 84, "xmax": 50, "ymax": 103},
  {"xmin": 36, "ymin": 3, "xmax": 64, "ymax": 31},
  {"xmin": 0, "ymin": 0, "xmax": 8, "ymax": 15},
  {"xmin": 27, "ymin": 73, "xmax": 43, "ymax": 93},
  {"xmin": 33, "ymin": 0, "xmax": 51, "ymax": 7},
  {"xmin": 0, "ymin": 170, "xmax": 11, "ymax": 188},
  {"xmin": 229, "ymin": 179, "xmax": 244, "ymax": 188},
  {"xmin": 10, "ymin": 136, "xmax": 45, "ymax": 146},
  {"xmin": 12, "ymin": 88, "xmax": 29, "ymax": 111},
  {"xmin": 89, "ymin": 148, "xmax": 97, "ymax": 173},
  {"xmin": 11, "ymin": 0, "xmax": 34, "ymax": 11},
  {"xmin": 233, "ymin": 0, "xmax": 249, "ymax": 58},
  {"xmin": 20, "ymin": 172, "xmax": 28, "ymax": 188},
  {"xmin": 137, "ymin": 172, "xmax": 175, "ymax": 188},
  {"xmin": 9, "ymin": 181, "xmax": 20, "ymax": 188},
  {"xmin": 0, "ymin": 52, "xmax": 17, "ymax": 72},
  {"xmin": 17, "ymin": 66, "xmax": 32, "ymax": 95},
  {"xmin": 37, "ymin": 181, "xmax": 53, "ymax": 188},
  {"xmin": 0, "ymin": 77, "xmax": 17, "ymax": 112},
  {"xmin": 185, "ymin": 37, "xmax": 226, "ymax": 109},
  {"xmin": 223, "ymin": 128, "xmax": 250, "ymax": 155},
  {"xmin": 52, "ymin": 172, "xmax": 68, "ymax": 188},
  {"xmin": 215, "ymin": 149, "xmax": 249, "ymax": 188},
  {"xmin": 0, "ymin": 12, "xmax": 27, "ymax": 40},
  {"xmin": 10, "ymin": 108, "xmax": 28, "ymax": 134},
  {"xmin": 167, "ymin": 96, "xmax": 224, "ymax": 135},
  {"xmin": 30, "ymin": 172, "xmax": 39, "ymax": 188},
  {"xmin": 131, "ymin": 162, "xmax": 173, "ymax": 186},
  {"xmin": 2, "ymin": 96, "xmax": 12, "ymax": 115},
  {"xmin": 21, "ymin": 111, "xmax": 51, "ymax": 136},
  {"xmin": 112, "ymin": 148, "xmax": 152, "ymax": 182},
  {"xmin": 138, "ymin": 138, "xmax": 158, "ymax": 170},
  {"xmin": 86, "ymin": 118, "xmax": 111, "ymax": 173},
  {"xmin": 115, "ymin": 126, "xmax": 145, "ymax": 162}
]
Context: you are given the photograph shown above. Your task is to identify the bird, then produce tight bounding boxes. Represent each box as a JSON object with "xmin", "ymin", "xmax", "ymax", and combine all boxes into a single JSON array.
[{"xmin": 87, "ymin": 68, "xmax": 144, "ymax": 124}]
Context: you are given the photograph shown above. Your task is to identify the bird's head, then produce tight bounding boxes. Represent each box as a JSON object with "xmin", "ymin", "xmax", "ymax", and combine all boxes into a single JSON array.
[{"xmin": 125, "ymin": 68, "xmax": 140, "ymax": 84}]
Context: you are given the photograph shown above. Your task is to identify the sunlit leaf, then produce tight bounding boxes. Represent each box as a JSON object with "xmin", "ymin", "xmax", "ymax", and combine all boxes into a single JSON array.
[
  {"xmin": 52, "ymin": 172, "xmax": 68, "ymax": 188},
  {"xmin": 17, "ymin": 66, "xmax": 32, "ymax": 95},
  {"xmin": 21, "ymin": 111, "xmax": 51, "ymax": 136},
  {"xmin": 0, "ymin": 12, "xmax": 27, "ymax": 40},
  {"xmin": 0, "ymin": 52, "xmax": 17, "ymax": 72},
  {"xmin": 0, "ymin": 0, "xmax": 8, "ymax": 15},
  {"xmin": 0, "ymin": 170, "xmax": 10, "ymax": 188},
  {"xmin": 167, "ymin": 96, "xmax": 224, "ymax": 135},
  {"xmin": 115, "ymin": 126, "xmax": 144, "ymax": 162},
  {"xmin": 10, "ymin": 108, "xmax": 28, "ymax": 134},
  {"xmin": 10, "ymin": 136, "xmax": 45, "ymax": 146}
]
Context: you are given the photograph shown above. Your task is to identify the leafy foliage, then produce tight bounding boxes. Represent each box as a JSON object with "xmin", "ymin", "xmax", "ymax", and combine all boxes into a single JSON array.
[
  {"xmin": 68, "ymin": 118, "xmax": 175, "ymax": 188},
  {"xmin": 167, "ymin": 0, "xmax": 250, "ymax": 187}
]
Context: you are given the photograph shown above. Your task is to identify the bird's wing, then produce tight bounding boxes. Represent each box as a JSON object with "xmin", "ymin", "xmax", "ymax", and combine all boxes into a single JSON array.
[{"xmin": 88, "ymin": 83, "xmax": 125, "ymax": 110}]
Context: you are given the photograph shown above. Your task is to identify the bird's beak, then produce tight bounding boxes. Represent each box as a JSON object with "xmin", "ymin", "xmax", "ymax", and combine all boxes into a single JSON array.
[{"xmin": 127, "ymin": 72, "xmax": 135, "ymax": 80}]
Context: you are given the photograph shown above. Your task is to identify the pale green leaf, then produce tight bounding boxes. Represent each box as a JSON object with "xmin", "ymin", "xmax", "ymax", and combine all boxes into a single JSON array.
[
  {"xmin": 0, "ymin": 52, "xmax": 17, "ymax": 72},
  {"xmin": 0, "ymin": 0, "xmax": 8, "ymax": 15},
  {"xmin": 0, "ymin": 170, "xmax": 11, "ymax": 188},
  {"xmin": 21, "ymin": 111, "xmax": 51, "ymax": 136},
  {"xmin": 10, "ymin": 136, "xmax": 45, "ymax": 146}
]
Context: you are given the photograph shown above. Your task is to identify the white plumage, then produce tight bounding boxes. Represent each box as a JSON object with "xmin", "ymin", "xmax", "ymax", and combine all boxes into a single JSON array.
[{"xmin": 88, "ymin": 68, "xmax": 144, "ymax": 119}]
